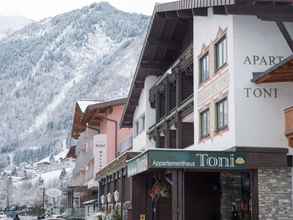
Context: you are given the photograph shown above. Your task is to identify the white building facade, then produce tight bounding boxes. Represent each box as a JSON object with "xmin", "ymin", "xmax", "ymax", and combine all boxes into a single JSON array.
[{"xmin": 121, "ymin": 1, "xmax": 293, "ymax": 220}]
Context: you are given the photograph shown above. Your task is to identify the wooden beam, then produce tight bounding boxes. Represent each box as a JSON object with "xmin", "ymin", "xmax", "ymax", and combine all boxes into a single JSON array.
[
  {"xmin": 192, "ymin": 8, "xmax": 208, "ymax": 16},
  {"xmin": 140, "ymin": 67, "xmax": 164, "ymax": 75},
  {"xmin": 176, "ymin": 113, "xmax": 182, "ymax": 149},
  {"xmin": 158, "ymin": 10, "xmax": 193, "ymax": 20},
  {"xmin": 164, "ymin": 123, "xmax": 170, "ymax": 149},
  {"xmin": 148, "ymin": 38, "xmax": 181, "ymax": 50},
  {"xmin": 225, "ymin": 5, "xmax": 293, "ymax": 16},
  {"xmin": 213, "ymin": 6, "xmax": 227, "ymax": 15},
  {"xmin": 276, "ymin": 22, "xmax": 293, "ymax": 53},
  {"xmin": 134, "ymin": 80, "xmax": 144, "ymax": 88},
  {"xmin": 259, "ymin": 15, "xmax": 293, "ymax": 22},
  {"xmin": 141, "ymin": 60, "xmax": 173, "ymax": 69}
]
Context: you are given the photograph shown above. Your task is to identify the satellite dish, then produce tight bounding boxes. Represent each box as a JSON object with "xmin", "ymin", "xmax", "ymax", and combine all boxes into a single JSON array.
[{"xmin": 46, "ymin": 188, "xmax": 62, "ymax": 198}]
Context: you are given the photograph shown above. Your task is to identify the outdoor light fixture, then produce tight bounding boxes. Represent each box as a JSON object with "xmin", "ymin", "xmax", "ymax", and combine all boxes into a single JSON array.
[
  {"xmin": 114, "ymin": 190, "xmax": 119, "ymax": 202},
  {"xmin": 107, "ymin": 193, "xmax": 112, "ymax": 203},
  {"xmin": 100, "ymin": 195, "xmax": 105, "ymax": 204}
]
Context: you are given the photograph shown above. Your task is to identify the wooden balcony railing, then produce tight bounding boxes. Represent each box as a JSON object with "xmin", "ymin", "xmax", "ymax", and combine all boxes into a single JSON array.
[{"xmin": 285, "ymin": 106, "xmax": 293, "ymax": 147}]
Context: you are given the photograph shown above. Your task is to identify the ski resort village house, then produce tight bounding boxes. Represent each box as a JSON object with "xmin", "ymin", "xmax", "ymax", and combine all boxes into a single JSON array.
[
  {"xmin": 66, "ymin": 98, "xmax": 132, "ymax": 218},
  {"xmin": 119, "ymin": 1, "xmax": 293, "ymax": 220}
]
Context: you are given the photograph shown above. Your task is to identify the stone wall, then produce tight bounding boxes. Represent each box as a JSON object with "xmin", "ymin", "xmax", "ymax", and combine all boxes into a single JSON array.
[{"xmin": 258, "ymin": 168, "xmax": 293, "ymax": 220}]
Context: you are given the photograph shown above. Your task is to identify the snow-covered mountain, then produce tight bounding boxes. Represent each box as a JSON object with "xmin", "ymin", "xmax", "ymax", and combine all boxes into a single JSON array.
[
  {"xmin": 0, "ymin": 15, "xmax": 32, "ymax": 39},
  {"xmin": 0, "ymin": 2, "xmax": 149, "ymax": 165}
]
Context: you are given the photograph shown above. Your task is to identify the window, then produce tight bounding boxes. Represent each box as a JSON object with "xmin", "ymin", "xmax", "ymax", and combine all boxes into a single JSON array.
[
  {"xmin": 134, "ymin": 121, "xmax": 139, "ymax": 137},
  {"xmin": 199, "ymin": 53, "xmax": 209, "ymax": 84},
  {"xmin": 138, "ymin": 114, "xmax": 145, "ymax": 134},
  {"xmin": 215, "ymin": 36, "xmax": 227, "ymax": 70},
  {"xmin": 134, "ymin": 114, "xmax": 145, "ymax": 136},
  {"xmin": 200, "ymin": 109, "xmax": 210, "ymax": 139},
  {"xmin": 216, "ymin": 98, "xmax": 228, "ymax": 131}
]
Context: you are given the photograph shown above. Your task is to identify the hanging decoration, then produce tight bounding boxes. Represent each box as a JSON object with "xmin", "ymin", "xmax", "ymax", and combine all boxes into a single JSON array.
[{"xmin": 148, "ymin": 180, "xmax": 170, "ymax": 201}]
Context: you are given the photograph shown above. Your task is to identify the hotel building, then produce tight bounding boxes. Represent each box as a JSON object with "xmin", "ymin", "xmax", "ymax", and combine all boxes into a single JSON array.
[{"xmin": 120, "ymin": 1, "xmax": 293, "ymax": 220}]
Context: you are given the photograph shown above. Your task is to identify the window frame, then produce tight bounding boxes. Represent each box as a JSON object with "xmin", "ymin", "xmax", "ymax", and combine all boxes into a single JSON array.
[
  {"xmin": 134, "ymin": 120, "xmax": 139, "ymax": 137},
  {"xmin": 134, "ymin": 114, "xmax": 146, "ymax": 137},
  {"xmin": 200, "ymin": 108, "xmax": 210, "ymax": 139},
  {"xmin": 138, "ymin": 114, "xmax": 145, "ymax": 134},
  {"xmin": 199, "ymin": 52, "xmax": 209, "ymax": 84},
  {"xmin": 215, "ymin": 35, "xmax": 228, "ymax": 71},
  {"xmin": 215, "ymin": 97, "xmax": 228, "ymax": 132}
]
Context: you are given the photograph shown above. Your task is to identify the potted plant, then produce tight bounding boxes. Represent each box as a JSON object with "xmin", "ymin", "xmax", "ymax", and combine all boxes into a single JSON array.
[{"xmin": 112, "ymin": 208, "xmax": 122, "ymax": 220}]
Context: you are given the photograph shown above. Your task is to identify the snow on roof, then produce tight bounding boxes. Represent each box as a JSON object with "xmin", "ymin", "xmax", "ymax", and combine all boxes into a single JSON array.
[
  {"xmin": 34, "ymin": 147, "xmax": 70, "ymax": 166},
  {"xmin": 77, "ymin": 100, "xmax": 101, "ymax": 113},
  {"xmin": 35, "ymin": 167, "xmax": 73, "ymax": 187}
]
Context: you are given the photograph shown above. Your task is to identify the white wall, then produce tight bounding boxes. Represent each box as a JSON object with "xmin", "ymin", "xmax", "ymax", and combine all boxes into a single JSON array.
[
  {"xmin": 192, "ymin": 8, "xmax": 236, "ymax": 151},
  {"xmin": 233, "ymin": 16, "xmax": 293, "ymax": 149},
  {"xmin": 192, "ymin": 9, "xmax": 293, "ymax": 152},
  {"xmin": 132, "ymin": 75, "xmax": 157, "ymax": 151}
]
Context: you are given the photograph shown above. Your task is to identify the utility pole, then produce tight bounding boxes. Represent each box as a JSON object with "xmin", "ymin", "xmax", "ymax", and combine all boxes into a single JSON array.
[
  {"xmin": 6, "ymin": 176, "xmax": 12, "ymax": 210},
  {"xmin": 43, "ymin": 187, "xmax": 45, "ymax": 213}
]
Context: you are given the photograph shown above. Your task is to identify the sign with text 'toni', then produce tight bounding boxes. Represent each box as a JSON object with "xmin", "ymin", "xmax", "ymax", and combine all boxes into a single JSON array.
[{"xmin": 127, "ymin": 149, "xmax": 247, "ymax": 177}]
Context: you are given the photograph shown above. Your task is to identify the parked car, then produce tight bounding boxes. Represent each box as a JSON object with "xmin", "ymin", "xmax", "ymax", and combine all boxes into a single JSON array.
[
  {"xmin": 0, "ymin": 212, "xmax": 6, "ymax": 219},
  {"xmin": 46, "ymin": 218, "xmax": 65, "ymax": 220},
  {"xmin": 46, "ymin": 215, "xmax": 65, "ymax": 220}
]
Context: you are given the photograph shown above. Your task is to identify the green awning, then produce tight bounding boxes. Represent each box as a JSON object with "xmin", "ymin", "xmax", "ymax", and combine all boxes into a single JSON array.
[
  {"xmin": 127, "ymin": 147, "xmax": 289, "ymax": 177},
  {"xmin": 127, "ymin": 149, "xmax": 247, "ymax": 177}
]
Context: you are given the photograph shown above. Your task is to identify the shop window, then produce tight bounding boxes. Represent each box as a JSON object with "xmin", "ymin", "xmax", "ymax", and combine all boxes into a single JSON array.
[
  {"xmin": 200, "ymin": 109, "xmax": 210, "ymax": 139},
  {"xmin": 199, "ymin": 53, "xmax": 209, "ymax": 84},
  {"xmin": 216, "ymin": 97, "xmax": 228, "ymax": 131},
  {"xmin": 215, "ymin": 36, "xmax": 227, "ymax": 70}
]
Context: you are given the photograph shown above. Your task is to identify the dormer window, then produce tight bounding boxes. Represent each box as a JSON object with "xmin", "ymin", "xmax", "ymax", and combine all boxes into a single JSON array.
[{"xmin": 199, "ymin": 53, "xmax": 209, "ymax": 84}]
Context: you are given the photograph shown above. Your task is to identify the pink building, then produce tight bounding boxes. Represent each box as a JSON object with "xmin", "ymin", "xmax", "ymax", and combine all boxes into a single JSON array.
[{"xmin": 68, "ymin": 98, "xmax": 132, "ymax": 211}]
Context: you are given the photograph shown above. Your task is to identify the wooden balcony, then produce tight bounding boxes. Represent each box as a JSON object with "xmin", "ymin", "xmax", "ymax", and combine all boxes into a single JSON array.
[{"xmin": 285, "ymin": 106, "xmax": 293, "ymax": 147}]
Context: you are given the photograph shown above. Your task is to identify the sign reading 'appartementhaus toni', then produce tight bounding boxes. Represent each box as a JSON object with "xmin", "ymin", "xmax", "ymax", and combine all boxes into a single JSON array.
[{"xmin": 127, "ymin": 149, "xmax": 247, "ymax": 177}]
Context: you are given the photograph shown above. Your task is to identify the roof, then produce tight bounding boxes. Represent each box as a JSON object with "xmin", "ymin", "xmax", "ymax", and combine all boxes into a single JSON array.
[
  {"xmin": 71, "ymin": 98, "xmax": 127, "ymax": 139},
  {"xmin": 252, "ymin": 55, "xmax": 293, "ymax": 83},
  {"xmin": 120, "ymin": 2, "xmax": 194, "ymax": 127},
  {"xmin": 81, "ymin": 97, "xmax": 127, "ymax": 125},
  {"xmin": 85, "ymin": 97, "xmax": 127, "ymax": 113},
  {"xmin": 77, "ymin": 101, "xmax": 101, "ymax": 113},
  {"xmin": 120, "ymin": 0, "xmax": 293, "ymax": 128}
]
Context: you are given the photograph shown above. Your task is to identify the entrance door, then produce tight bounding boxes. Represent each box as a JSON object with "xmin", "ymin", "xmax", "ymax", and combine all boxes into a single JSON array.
[{"xmin": 185, "ymin": 172, "xmax": 221, "ymax": 220}]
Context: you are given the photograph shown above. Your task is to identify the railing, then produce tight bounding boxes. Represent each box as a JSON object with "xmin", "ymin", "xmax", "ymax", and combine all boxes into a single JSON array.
[
  {"xmin": 64, "ymin": 208, "xmax": 85, "ymax": 220},
  {"xmin": 148, "ymin": 94, "xmax": 194, "ymax": 135},
  {"xmin": 285, "ymin": 106, "xmax": 293, "ymax": 147}
]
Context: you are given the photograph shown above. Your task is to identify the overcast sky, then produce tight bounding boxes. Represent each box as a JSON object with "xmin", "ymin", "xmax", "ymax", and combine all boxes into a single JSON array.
[{"xmin": 0, "ymin": 0, "xmax": 172, "ymax": 21}]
